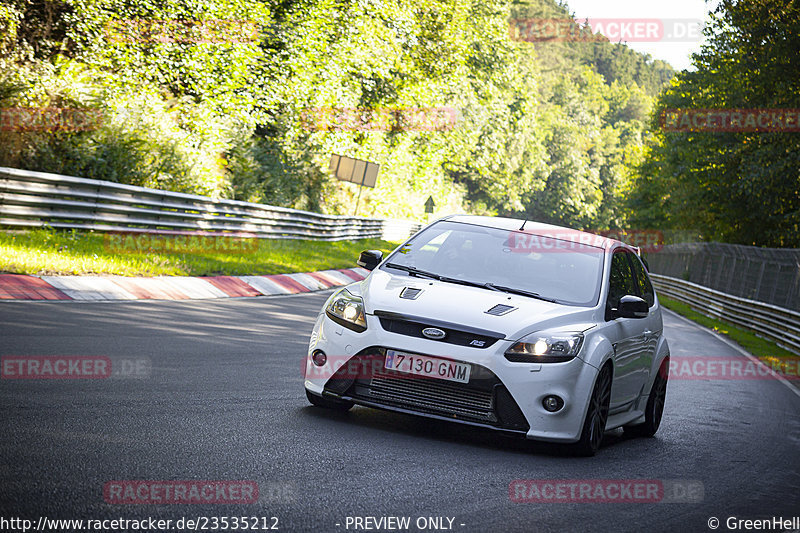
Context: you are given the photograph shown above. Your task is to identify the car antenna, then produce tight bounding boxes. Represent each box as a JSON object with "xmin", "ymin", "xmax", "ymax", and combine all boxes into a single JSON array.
[{"xmin": 519, "ymin": 219, "xmax": 528, "ymax": 231}]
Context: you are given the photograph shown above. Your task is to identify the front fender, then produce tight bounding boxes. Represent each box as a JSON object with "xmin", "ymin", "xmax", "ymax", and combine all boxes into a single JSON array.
[{"xmin": 580, "ymin": 332, "xmax": 616, "ymax": 372}]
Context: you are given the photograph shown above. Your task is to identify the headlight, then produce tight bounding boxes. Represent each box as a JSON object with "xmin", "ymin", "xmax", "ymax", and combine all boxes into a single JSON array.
[
  {"xmin": 325, "ymin": 289, "xmax": 367, "ymax": 332},
  {"xmin": 504, "ymin": 330, "xmax": 584, "ymax": 363}
]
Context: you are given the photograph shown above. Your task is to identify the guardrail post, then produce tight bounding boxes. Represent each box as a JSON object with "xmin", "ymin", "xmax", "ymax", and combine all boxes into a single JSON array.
[
  {"xmin": 754, "ymin": 262, "xmax": 766, "ymax": 302},
  {"xmin": 790, "ymin": 264, "xmax": 800, "ymax": 310}
]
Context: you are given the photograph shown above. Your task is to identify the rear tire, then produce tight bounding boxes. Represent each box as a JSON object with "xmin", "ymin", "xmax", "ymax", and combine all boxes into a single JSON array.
[
  {"xmin": 625, "ymin": 358, "xmax": 668, "ymax": 438},
  {"xmin": 573, "ymin": 365, "xmax": 612, "ymax": 456},
  {"xmin": 306, "ymin": 390, "xmax": 353, "ymax": 411}
]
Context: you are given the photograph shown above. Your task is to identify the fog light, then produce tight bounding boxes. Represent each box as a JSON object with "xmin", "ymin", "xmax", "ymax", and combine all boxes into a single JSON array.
[
  {"xmin": 542, "ymin": 395, "xmax": 564, "ymax": 412},
  {"xmin": 312, "ymin": 350, "xmax": 327, "ymax": 366}
]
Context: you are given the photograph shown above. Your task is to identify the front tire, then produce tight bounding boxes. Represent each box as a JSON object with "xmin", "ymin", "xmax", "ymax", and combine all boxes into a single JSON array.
[
  {"xmin": 306, "ymin": 390, "xmax": 353, "ymax": 411},
  {"xmin": 625, "ymin": 358, "xmax": 668, "ymax": 438},
  {"xmin": 573, "ymin": 365, "xmax": 612, "ymax": 456}
]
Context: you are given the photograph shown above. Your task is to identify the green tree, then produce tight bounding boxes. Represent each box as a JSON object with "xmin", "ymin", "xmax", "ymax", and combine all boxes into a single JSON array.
[{"xmin": 629, "ymin": 0, "xmax": 800, "ymax": 246}]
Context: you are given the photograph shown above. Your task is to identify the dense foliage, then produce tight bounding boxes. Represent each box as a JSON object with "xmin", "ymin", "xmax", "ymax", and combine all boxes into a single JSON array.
[
  {"xmin": 3, "ymin": 0, "xmax": 674, "ymax": 229},
  {"xmin": 628, "ymin": 0, "xmax": 800, "ymax": 247}
]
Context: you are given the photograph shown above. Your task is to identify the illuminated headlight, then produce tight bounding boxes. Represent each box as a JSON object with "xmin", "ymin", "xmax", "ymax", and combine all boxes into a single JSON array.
[
  {"xmin": 505, "ymin": 331, "xmax": 584, "ymax": 363},
  {"xmin": 325, "ymin": 289, "xmax": 367, "ymax": 332}
]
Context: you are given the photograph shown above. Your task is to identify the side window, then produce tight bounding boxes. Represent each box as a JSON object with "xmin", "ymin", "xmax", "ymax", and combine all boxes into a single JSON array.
[
  {"xmin": 607, "ymin": 251, "xmax": 638, "ymax": 311},
  {"xmin": 629, "ymin": 254, "xmax": 655, "ymax": 307}
]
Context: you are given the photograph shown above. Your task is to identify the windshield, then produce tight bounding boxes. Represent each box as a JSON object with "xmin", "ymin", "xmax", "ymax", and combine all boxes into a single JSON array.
[{"xmin": 382, "ymin": 221, "xmax": 604, "ymax": 306}]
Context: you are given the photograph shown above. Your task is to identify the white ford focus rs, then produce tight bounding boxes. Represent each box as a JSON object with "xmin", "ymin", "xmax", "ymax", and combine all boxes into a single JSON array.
[{"xmin": 304, "ymin": 215, "xmax": 670, "ymax": 455}]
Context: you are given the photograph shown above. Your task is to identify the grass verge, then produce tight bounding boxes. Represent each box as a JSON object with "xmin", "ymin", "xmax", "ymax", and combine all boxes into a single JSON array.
[
  {"xmin": 659, "ymin": 294, "xmax": 799, "ymax": 378},
  {"xmin": 0, "ymin": 229, "xmax": 401, "ymax": 277}
]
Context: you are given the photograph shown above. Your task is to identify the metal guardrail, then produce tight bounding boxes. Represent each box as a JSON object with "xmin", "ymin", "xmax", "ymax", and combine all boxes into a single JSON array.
[
  {"xmin": 645, "ymin": 242, "xmax": 800, "ymax": 312},
  {"xmin": 0, "ymin": 167, "xmax": 421, "ymax": 241},
  {"xmin": 651, "ymin": 273, "xmax": 800, "ymax": 355}
]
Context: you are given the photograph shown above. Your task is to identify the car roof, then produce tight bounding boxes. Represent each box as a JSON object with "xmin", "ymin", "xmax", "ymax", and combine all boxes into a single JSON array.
[{"xmin": 443, "ymin": 214, "xmax": 627, "ymax": 252}]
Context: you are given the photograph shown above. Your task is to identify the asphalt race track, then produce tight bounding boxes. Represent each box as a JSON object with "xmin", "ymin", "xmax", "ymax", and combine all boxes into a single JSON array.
[{"xmin": 1, "ymin": 292, "xmax": 799, "ymax": 533}]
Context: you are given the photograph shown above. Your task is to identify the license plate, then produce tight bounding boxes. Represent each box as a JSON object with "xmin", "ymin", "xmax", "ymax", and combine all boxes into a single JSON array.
[{"xmin": 384, "ymin": 350, "xmax": 471, "ymax": 384}]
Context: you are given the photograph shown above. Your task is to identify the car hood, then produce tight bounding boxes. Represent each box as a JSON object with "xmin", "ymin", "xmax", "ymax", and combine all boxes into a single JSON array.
[{"xmin": 358, "ymin": 269, "xmax": 599, "ymax": 340}]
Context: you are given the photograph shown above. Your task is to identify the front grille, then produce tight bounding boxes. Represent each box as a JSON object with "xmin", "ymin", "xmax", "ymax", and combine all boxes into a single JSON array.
[
  {"xmin": 331, "ymin": 349, "xmax": 530, "ymax": 432},
  {"xmin": 375, "ymin": 311, "xmax": 502, "ymax": 348},
  {"xmin": 367, "ymin": 371, "xmax": 497, "ymax": 422}
]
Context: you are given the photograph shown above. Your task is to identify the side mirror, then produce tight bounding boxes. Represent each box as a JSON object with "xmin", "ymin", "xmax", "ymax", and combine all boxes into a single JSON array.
[
  {"xmin": 615, "ymin": 295, "xmax": 649, "ymax": 319},
  {"xmin": 357, "ymin": 250, "xmax": 383, "ymax": 271}
]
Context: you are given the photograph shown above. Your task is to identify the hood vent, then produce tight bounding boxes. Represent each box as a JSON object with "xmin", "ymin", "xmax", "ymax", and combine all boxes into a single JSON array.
[
  {"xmin": 400, "ymin": 287, "xmax": 423, "ymax": 300},
  {"xmin": 485, "ymin": 304, "xmax": 516, "ymax": 316}
]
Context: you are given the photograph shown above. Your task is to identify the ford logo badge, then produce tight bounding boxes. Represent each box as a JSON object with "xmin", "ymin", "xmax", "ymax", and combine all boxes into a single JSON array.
[{"xmin": 422, "ymin": 327, "xmax": 446, "ymax": 340}]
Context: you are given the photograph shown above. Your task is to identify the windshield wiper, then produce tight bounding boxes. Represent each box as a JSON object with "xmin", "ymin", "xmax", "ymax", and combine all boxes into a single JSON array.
[
  {"xmin": 385, "ymin": 263, "xmax": 559, "ymax": 302},
  {"xmin": 384, "ymin": 264, "xmax": 488, "ymax": 289},
  {"xmin": 482, "ymin": 283, "xmax": 558, "ymax": 303},
  {"xmin": 384, "ymin": 263, "xmax": 443, "ymax": 280}
]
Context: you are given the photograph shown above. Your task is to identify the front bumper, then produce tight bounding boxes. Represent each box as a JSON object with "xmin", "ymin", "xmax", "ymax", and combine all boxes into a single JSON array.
[{"xmin": 304, "ymin": 312, "xmax": 600, "ymax": 443}]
